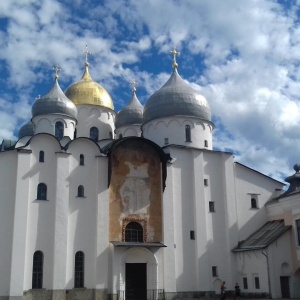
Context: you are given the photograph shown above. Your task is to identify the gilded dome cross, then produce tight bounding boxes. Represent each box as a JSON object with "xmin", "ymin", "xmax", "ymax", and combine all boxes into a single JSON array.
[
  {"xmin": 170, "ymin": 47, "xmax": 180, "ymax": 69},
  {"xmin": 82, "ymin": 45, "xmax": 92, "ymax": 64},
  {"xmin": 130, "ymin": 79, "xmax": 138, "ymax": 92},
  {"xmin": 53, "ymin": 65, "xmax": 61, "ymax": 79}
]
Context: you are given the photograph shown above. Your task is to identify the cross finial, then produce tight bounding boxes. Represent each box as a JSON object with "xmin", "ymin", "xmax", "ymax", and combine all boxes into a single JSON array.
[
  {"xmin": 53, "ymin": 65, "xmax": 61, "ymax": 79},
  {"xmin": 170, "ymin": 47, "xmax": 180, "ymax": 69},
  {"xmin": 130, "ymin": 79, "xmax": 138, "ymax": 93},
  {"xmin": 82, "ymin": 45, "xmax": 91, "ymax": 65}
]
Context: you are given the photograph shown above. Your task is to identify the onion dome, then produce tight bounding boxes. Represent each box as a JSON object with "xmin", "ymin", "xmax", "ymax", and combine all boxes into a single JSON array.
[
  {"xmin": 65, "ymin": 62, "xmax": 114, "ymax": 110},
  {"xmin": 143, "ymin": 65, "xmax": 211, "ymax": 123},
  {"xmin": 18, "ymin": 120, "xmax": 34, "ymax": 139},
  {"xmin": 115, "ymin": 87, "xmax": 143, "ymax": 128},
  {"xmin": 32, "ymin": 76, "xmax": 78, "ymax": 119}
]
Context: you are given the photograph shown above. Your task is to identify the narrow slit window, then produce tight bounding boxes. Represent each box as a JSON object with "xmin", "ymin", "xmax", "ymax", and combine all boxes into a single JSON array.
[
  {"xmin": 90, "ymin": 127, "xmax": 99, "ymax": 141},
  {"xmin": 32, "ymin": 251, "xmax": 43, "ymax": 289},
  {"xmin": 255, "ymin": 277, "xmax": 260, "ymax": 289},
  {"xmin": 212, "ymin": 266, "xmax": 218, "ymax": 277},
  {"xmin": 79, "ymin": 154, "xmax": 84, "ymax": 166},
  {"xmin": 77, "ymin": 185, "xmax": 84, "ymax": 197},
  {"xmin": 74, "ymin": 251, "xmax": 84, "ymax": 288},
  {"xmin": 190, "ymin": 230, "xmax": 195, "ymax": 240},
  {"xmin": 37, "ymin": 183, "xmax": 47, "ymax": 200},
  {"xmin": 185, "ymin": 125, "xmax": 191, "ymax": 142},
  {"xmin": 250, "ymin": 195, "xmax": 258, "ymax": 209},
  {"xmin": 39, "ymin": 151, "xmax": 44, "ymax": 162},
  {"xmin": 243, "ymin": 277, "xmax": 248, "ymax": 289},
  {"xmin": 55, "ymin": 121, "xmax": 64, "ymax": 139},
  {"xmin": 209, "ymin": 201, "xmax": 215, "ymax": 212}
]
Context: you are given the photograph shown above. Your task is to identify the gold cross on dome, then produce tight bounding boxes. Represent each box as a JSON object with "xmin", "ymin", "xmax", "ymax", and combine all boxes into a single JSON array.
[
  {"xmin": 53, "ymin": 65, "xmax": 61, "ymax": 79},
  {"xmin": 130, "ymin": 79, "xmax": 138, "ymax": 92},
  {"xmin": 170, "ymin": 47, "xmax": 180, "ymax": 68},
  {"xmin": 82, "ymin": 45, "xmax": 92, "ymax": 63}
]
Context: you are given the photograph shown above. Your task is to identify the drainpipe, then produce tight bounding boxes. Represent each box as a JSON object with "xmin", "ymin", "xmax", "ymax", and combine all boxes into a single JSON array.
[{"xmin": 262, "ymin": 249, "xmax": 272, "ymax": 299}]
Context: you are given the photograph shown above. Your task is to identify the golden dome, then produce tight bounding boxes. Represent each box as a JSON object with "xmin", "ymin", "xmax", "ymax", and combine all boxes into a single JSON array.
[{"xmin": 65, "ymin": 62, "xmax": 114, "ymax": 110}]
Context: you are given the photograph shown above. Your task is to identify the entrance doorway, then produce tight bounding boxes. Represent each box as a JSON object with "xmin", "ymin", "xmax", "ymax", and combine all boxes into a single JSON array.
[
  {"xmin": 280, "ymin": 276, "xmax": 290, "ymax": 298},
  {"xmin": 125, "ymin": 263, "xmax": 147, "ymax": 300}
]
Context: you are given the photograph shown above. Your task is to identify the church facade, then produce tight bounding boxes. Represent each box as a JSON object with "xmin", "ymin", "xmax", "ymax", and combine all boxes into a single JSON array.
[{"xmin": 0, "ymin": 54, "xmax": 300, "ymax": 300}]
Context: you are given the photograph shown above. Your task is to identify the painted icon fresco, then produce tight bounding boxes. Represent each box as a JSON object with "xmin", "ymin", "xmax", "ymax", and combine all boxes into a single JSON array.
[{"xmin": 109, "ymin": 139, "xmax": 163, "ymax": 242}]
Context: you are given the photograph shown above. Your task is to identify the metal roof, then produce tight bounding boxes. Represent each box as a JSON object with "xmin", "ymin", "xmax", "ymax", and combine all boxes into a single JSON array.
[
  {"xmin": 111, "ymin": 241, "xmax": 166, "ymax": 248},
  {"xmin": 115, "ymin": 91, "xmax": 143, "ymax": 128},
  {"xmin": 232, "ymin": 220, "xmax": 291, "ymax": 252},
  {"xmin": 32, "ymin": 79, "xmax": 78, "ymax": 119},
  {"xmin": 143, "ymin": 68, "xmax": 211, "ymax": 123},
  {"xmin": 18, "ymin": 120, "xmax": 34, "ymax": 139}
]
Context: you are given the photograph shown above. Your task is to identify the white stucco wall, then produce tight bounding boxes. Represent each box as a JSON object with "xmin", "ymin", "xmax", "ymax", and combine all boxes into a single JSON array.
[
  {"xmin": 75, "ymin": 105, "xmax": 116, "ymax": 140},
  {"xmin": 142, "ymin": 117, "xmax": 213, "ymax": 149}
]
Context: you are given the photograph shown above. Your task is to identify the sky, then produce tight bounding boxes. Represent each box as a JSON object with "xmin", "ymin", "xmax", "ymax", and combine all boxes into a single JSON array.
[{"xmin": 1, "ymin": 0, "xmax": 300, "ymax": 182}]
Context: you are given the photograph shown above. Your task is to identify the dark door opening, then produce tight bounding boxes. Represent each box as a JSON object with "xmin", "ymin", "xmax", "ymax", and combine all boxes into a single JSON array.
[
  {"xmin": 280, "ymin": 276, "xmax": 290, "ymax": 298},
  {"xmin": 125, "ymin": 263, "xmax": 147, "ymax": 300}
]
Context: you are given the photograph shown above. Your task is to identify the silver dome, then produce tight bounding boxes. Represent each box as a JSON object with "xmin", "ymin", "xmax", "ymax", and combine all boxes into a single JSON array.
[
  {"xmin": 32, "ymin": 78, "xmax": 78, "ymax": 119},
  {"xmin": 18, "ymin": 120, "xmax": 34, "ymax": 139},
  {"xmin": 115, "ymin": 91, "xmax": 143, "ymax": 128},
  {"xmin": 143, "ymin": 68, "xmax": 211, "ymax": 123}
]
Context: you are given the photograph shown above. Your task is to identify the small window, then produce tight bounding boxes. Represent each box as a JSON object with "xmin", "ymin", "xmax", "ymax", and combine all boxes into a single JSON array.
[
  {"xmin": 119, "ymin": 134, "xmax": 123, "ymax": 139},
  {"xmin": 74, "ymin": 251, "xmax": 84, "ymax": 288},
  {"xmin": 251, "ymin": 196, "xmax": 258, "ymax": 209},
  {"xmin": 125, "ymin": 222, "xmax": 143, "ymax": 242},
  {"xmin": 185, "ymin": 125, "xmax": 191, "ymax": 142},
  {"xmin": 90, "ymin": 127, "xmax": 99, "ymax": 141},
  {"xmin": 243, "ymin": 277, "xmax": 248, "ymax": 289},
  {"xmin": 190, "ymin": 230, "xmax": 195, "ymax": 240},
  {"xmin": 254, "ymin": 277, "xmax": 260, "ymax": 289},
  {"xmin": 296, "ymin": 219, "xmax": 300, "ymax": 245},
  {"xmin": 74, "ymin": 128, "xmax": 77, "ymax": 139},
  {"xmin": 204, "ymin": 179, "xmax": 208, "ymax": 186},
  {"xmin": 79, "ymin": 154, "xmax": 84, "ymax": 166},
  {"xmin": 109, "ymin": 131, "xmax": 113, "ymax": 139},
  {"xmin": 39, "ymin": 151, "xmax": 44, "ymax": 162},
  {"xmin": 55, "ymin": 121, "xmax": 64, "ymax": 139},
  {"xmin": 32, "ymin": 251, "xmax": 43, "ymax": 289},
  {"xmin": 204, "ymin": 140, "xmax": 208, "ymax": 147},
  {"xmin": 164, "ymin": 138, "xmax": 169, "ymax": 145},
  {"xmin": 37, "ymin": 183, "xmax": 47, "ymax": 200},
  {"xmin": 212, "ymin": 266, "xmax": 218, "ymax": 277},
  {"xmin": 77, "ymin": 185, "xmax": 84, "ymax": 197},
  {"xmin": 209, "ymin": 201, "xmax": 215, "ymax": 212}
]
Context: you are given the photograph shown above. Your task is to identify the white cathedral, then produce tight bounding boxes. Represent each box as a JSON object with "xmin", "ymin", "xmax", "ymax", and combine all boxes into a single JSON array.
[{"xmin": 1, "ymin": 51, "xmax": 300, "ymax": 300}]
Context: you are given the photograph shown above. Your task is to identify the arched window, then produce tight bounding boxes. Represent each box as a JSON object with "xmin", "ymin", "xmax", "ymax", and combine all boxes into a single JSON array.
[
  {"xmin": 251, "ymin": 198, "xmax": 257, "ymax": 209},
  {"xmin": 119, "ymin": 134, "xmax": 123, "ymax": 139},
  {"xmin": 185, "ymin": 125, "xmax": 191, "ymax": 142},
  {"xmin": 39, "ymin": 151, "xmax": 44, "ymax": 162},
  {"xmin": 90, "ymin": 127, "xmax": 98, "ymax": 141},
  {"xmin": 79, "ymin": 154, "xmax": 84, "ymax": 166},
  {"xmin": 74, "ymin": 128, "xmax": 77, "ymax": 139},
  {"xmin": 109, "ymin": 131, "xmax": 113, "ymax": 139},
  {"xmin": 125, "ymin": 222, "xmax": 144, "ymax": 242},
  {"xmin": 77, "ymin": 185, "xmax": 84, "ymax": 197},
  {"xmin": 55, "ymin": 121, "xmax": 64, "ymax": 139},
  {"xmin": 74, "ymin": 251, "xmax": 84, "ymax": 288},
  {"xmin": 37, "ymin": 183, "xmax": 47, "ymax": 200},
  {"xmin": 32, "ymin": 251, "xmax": 43, "ymax": 289}
]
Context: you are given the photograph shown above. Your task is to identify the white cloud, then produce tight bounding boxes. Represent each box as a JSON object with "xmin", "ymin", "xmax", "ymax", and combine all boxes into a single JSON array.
[{"xmin": 1, "ymin": 0, "xmax": 300, "ymax": 180}]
